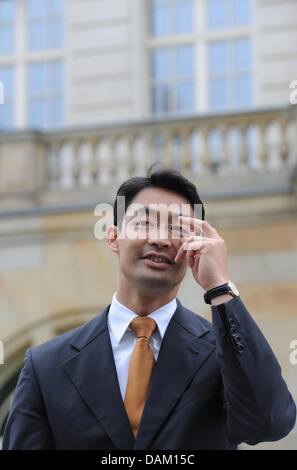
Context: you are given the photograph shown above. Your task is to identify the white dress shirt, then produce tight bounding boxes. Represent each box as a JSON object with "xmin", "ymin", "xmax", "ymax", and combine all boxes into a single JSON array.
[{"xmin": 107, "ymin": 292, "xmax": 177, "ymax": 401}]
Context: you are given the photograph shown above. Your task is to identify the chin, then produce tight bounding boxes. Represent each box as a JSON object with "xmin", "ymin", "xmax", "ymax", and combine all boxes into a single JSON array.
[{"xmin": 138, "ymin": 273, "xmax": 182, "ymax": 291}]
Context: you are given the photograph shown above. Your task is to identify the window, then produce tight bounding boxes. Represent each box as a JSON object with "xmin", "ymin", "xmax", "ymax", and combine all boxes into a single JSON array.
[
  {"xmin": 27, "ymin": 0, "xmax": 64, "ymax": 51},
  {"xmin": 0, "ymin": 66, "xmax": 14, "ymax": 129},
  {"xmin": 27, "ymin": 61, "xmax": 64, "ymax": 129},
  {"xmin": 151, "ymin": 0, "xmax": 194, "ymax": 37},
  {"xmin": 208, "ymin": 38, "xmax": 252, "ymax": 110},
  {"xmin": 26, "ymin": 1, "xmax": 65, "ymax": 128},
  {"xmin": 152, "ymin": 45, "xmax": 195, "ymax": 115},
  {"xmin": 208, "ymin": 0, "xmax": 251, "ymax": 29},
  {"xmin": 0, "ymin": 0, "xmax": 16, "ymax": 55}
]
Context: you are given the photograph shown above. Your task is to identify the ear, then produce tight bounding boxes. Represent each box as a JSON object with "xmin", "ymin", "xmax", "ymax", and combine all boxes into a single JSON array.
[{"xmin": 106, "ymin": 225, "xmax": 120, "ymax": 254}]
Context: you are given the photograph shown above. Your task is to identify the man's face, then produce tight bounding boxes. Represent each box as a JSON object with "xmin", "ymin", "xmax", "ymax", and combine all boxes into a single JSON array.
[{"xmin": 110, "ymin": 187, "xmax": 196, "ymax": 292}]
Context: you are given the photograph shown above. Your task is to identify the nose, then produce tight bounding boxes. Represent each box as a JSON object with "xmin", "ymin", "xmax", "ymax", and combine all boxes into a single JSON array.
[
  {"xmin": 148, "ymin": 238, "xmax": 171, "ymax": 248},
  {"xmin": 147, "ymin": 226, "xmax": 172, "ymax": 248}
]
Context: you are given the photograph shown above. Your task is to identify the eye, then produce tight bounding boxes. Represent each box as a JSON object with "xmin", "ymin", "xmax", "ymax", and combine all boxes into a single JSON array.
[
  {"xmin": 170, "ymin": 225, "xmax": 189, "ymax": 235},
  {"xmin": 135, "ymin": 220, "xmax": 153, "ymax": 227},
  {"xmin": 170, "ymin": 225, "xmax": 181, "ymax": 232}
]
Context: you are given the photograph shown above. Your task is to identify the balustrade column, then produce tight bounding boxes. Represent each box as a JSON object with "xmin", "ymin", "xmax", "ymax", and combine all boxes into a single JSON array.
[
  {"xmin": 114, "ymin": 137, "xmax": 130, "ymax": 182},
  {"xmin": 59, "ymin": 142, "xmax": 76, "ymax": 189},
  {"xmin": 47, "ymin": 142, "xmax": 61, "ymax": 189},
  {"xmin": 239, "ymin": 124, "xmax": 248, "ymax": 173},
  {"xmin": 258, "ymin": 122, "xmax": 268, "ymax": 170},
  {"xmin": 163, "ymin": 131, "xmax": 173, "ymax": 168},
  {"xmin": 280, "ymin": 119, "xmax": 289, "ymax": 167},
  {"xmin": 90, "ymin": 139, "xmax": 100, "ymax": 183},
  {"xmin": 78, "ymin": 141, "xmax": 93, "ymax": 188},
  {"xmin": 181, "ymin": 129, "xmax": 192, "ymax": 174},
  {"xmin": 108, "ymin": 137, "xmax": 116, "ymax": 182},
  {"xmin": 200, "ymin": 127, "xmax": 211, "ymax": 174},
  {"xmin": 126, "ymin": 134, "xmax": 135, "ymax": 178},
  {"xmin": 133, "ymin": 133, "xmax": 149, "ymax": 176},
  {"xmin": 96, "ymin": 138, "xmax": 113, "ymax": 185},
  {"xmin": 266, "ymin": 122, "xmax": 282, "ymax": 171},
  {"xmin": 219, "ymin": 125, "xmax": 228, "ymax": 174}
]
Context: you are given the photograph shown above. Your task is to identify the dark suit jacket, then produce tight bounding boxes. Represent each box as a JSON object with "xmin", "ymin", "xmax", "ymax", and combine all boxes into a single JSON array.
[{"xmin": 2, "ymin": 297, "xmax": 296, "ymax": 450}]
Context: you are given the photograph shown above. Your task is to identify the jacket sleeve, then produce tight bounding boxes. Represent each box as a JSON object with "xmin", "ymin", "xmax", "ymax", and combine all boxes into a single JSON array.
[
  {"xmin": 2, "ymin": 348, "xmax": 55, "ymax": 450},
  {"xmin": 211, "ymin": 296, "xmax": 296, "ymax": 446}
]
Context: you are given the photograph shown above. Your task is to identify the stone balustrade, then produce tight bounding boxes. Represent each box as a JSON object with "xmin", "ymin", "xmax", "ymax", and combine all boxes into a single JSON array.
[
  {"xmin": 45, "ymin": 105, "xmax": 297, "ymax": 186},
  {"xmin": 0, "ymin": 105, "xmax": 296, "ymax": 208}
]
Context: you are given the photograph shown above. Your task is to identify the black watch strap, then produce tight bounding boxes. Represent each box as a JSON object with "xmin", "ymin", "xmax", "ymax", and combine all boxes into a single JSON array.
[{"xmin": 204, "ymin": 283, "xmax": 229, "ymax": 304}]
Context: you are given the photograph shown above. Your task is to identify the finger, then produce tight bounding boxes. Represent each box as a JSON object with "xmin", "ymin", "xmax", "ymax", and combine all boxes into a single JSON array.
[
  {"xmin": 187, "ymin": 247, "xmax": 198, "ymax": 269},
  {"xmin": 175, "ymin": 236, "xmax": 218, "ymax": 263},
  {"xmin": 186, "ymin": 247, "xmax": 195, "ymax": 268},
  {"xmin": 186, "ymin": 244, "xmax": 201, "ymax": 269},
  {"xmin": 174, "ymin": 236, "xmax": 196, "ymax": 263},
  {"xmin": 192, "ymin": 252, "xmax": 200, "ymax": 270},
  {"xmin": 178, "ymin": 216, "xmax": 220, "ymax": 240},
  {"xmin": 178, "ymin": 216, "xmax": 203, "ymax": 237},
  {"xmin": 183, "ymin": 237, "xmax": 216, "ymax": 252}
]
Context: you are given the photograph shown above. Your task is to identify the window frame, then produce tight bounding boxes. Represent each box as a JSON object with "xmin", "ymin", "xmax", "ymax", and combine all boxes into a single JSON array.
[
  {"xmin": 151, "ymin": 45, "xmax": 196, "ymax": 115},
  {"xmin": 0, "ymin": 0, "xmax": 66, "ymax": 130},
  {"xmin": 27, "ymin": 60, "xmax": 64, "ymax": 129},
  {"xmin": 208, "ymin": 37, "xmax": 252, "ymax": 110},
  {"xmin": 148, "ymin": 0, "xmax": 253, "ymax": 116}
]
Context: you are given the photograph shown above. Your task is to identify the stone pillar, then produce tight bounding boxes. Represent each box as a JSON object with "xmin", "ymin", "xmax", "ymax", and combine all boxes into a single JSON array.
[{"xmin": 0, "ymin": 131, "xmax": 47, "ymax": 208}]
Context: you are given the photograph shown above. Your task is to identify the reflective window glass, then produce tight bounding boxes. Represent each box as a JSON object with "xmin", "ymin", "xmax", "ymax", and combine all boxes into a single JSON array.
[
  {"xmin": 234, "ymin": 0, "xmax": 251, "ymax": 26},
  {"xmin": 234, "ymin": 38, "xmax": 251, "ymax": 70},
  {"xmin": 0, "ymin": 0, "xmax": 16, "ymax": 55},
  {"xmin": 235, "ymin": 76, "xmax": 251, "ymax": 107},
  {"xmin": 176, "ymin": 46, "xmax": 194, "ymax": 77},
  {"xmin": 208, "ymin": 0, "xmax": 250, "ymax": 29},
  {"xmin": 151, "ymin": 0, "xmax": 194, "ymax": 36},
  {"xmin": 209, "ymin": 79, "xmax": 229, "ymax": 109},
  {"xmin": 177, "ymin": 82, "xmax": 194, "ymax": 112},
  {"xmin": 209, "ymin": 42, "xmax": 228, "ymax": 74},
  {"xmin": 152, "ymin": 46, "xmax": 195, "ymax": 115},
  {"xmin": 208, "ymin": 39, "xmax": 252, "ymax": 110},
  {"xmin": 27, "ymin": 61, "xmax": 64, "ymax": 129},
  {"xmin": 208, "ymin": 0, "xmax": 228, "ymax": 29},
  {"xmin": 175, "ymin": 0, "xmax": 194, "ymax": 34},
  {"xmin": 27, "ymin": 0, "xmax": 65, "ymax": 51}
]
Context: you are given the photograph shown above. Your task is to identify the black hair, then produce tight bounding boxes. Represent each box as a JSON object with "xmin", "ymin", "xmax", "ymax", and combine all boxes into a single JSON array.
[{"xmin": 113, "ymin": 164, "xmax": 205, "ymax": 227}]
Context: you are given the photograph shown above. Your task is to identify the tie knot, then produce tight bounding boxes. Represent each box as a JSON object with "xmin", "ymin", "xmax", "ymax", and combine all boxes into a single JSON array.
[{"xmin": 129, "ymin": 316, "xmax": 157, "ymax": 340}]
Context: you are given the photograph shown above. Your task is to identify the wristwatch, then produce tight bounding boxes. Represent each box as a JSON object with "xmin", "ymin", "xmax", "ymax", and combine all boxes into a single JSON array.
[{"xmin": 204, "ymin": 281, "xmax": 239, "ymax": 305}]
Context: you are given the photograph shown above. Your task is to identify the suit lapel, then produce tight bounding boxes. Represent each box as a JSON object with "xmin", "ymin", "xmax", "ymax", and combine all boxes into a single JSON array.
[
  {"xmin": 134, "ymin": 299, "xmax": 215, "ymax": 450},
  {"xmin": 62, "ymin": 306, "xmax": 135, "ymax": 450}
]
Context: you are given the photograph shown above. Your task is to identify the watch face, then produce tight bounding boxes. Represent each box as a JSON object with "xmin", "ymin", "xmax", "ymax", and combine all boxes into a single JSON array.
[{"xmin": 229, "ymin": 281, "xmax": 239, "ymax": 296}]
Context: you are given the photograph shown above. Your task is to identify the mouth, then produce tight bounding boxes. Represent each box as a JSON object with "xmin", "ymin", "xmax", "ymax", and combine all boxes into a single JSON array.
[{"xmin": 142, "ymin": 254, "xmax": 173, "ymax": 269}]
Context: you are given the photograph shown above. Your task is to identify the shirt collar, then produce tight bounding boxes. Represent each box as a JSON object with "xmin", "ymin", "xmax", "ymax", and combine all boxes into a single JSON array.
[{"xmin": 108, "ymin": 292, "xmax": 177, "ymax": 344}]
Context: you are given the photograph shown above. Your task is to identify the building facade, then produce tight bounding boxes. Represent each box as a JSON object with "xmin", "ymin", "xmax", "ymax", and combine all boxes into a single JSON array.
[{"xmin": 0, "ymin": 0, "xmax": 297, "ymax": 129}]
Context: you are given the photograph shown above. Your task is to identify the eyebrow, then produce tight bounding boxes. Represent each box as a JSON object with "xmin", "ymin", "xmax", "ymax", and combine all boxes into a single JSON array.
[{"xmin": 126, "ymin": 206, "xmax": 183, "ymax": 220}]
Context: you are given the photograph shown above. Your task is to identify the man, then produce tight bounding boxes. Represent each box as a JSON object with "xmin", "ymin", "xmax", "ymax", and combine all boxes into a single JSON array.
[{"xmin": 3, "ymin": 167, "xmax": 296, "ymax": 450}]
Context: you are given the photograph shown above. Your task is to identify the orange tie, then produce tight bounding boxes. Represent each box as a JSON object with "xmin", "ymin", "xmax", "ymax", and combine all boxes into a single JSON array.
[{"xmin": 124, "ymin": 316, "xmax": 157, "ymax": 438}]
